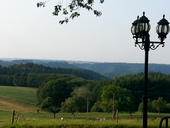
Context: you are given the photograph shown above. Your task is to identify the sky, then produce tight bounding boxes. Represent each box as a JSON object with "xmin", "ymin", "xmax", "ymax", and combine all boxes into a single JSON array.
[{"xmin": 1, "ymin": 0, "xmax": 170, "ymax": 64}]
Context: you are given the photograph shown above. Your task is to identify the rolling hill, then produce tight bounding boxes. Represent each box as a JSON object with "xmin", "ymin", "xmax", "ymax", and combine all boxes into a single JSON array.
[
  {"xmin": 0, "ymin": 86, "xmax": 37, "ymax": 112},
  {"xmin": 1, "ymin": 59, "xmax": 170, "ymax": 78},
  {"xmin": 0, "ymin": 63, "xmax": 107, "ymax": 80}
]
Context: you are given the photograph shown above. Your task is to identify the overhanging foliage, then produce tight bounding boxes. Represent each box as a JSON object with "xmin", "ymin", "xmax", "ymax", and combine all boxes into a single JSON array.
[{"xmin": 37, "ymin": 0, "xmax": 104, "ymax": 24}]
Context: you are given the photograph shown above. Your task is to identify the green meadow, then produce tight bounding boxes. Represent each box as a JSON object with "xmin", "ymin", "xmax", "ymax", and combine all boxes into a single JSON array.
[
  {"xmin": 0, "ymin": 86, "xmax": 38, "ymax": 112},
  {"xmin": 0, "ymin": 111, "xmax": 168, "ymax": 128},
  {"xmin": 0, "ymin": 86, "xmax": 37, "ymax": 103}
]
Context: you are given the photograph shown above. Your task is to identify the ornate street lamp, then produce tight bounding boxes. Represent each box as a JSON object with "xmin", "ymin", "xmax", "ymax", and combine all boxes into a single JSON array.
[
  {"xmin": 131, "ymin": 12, "xmax": 169, "ymax": 128},
  {"xmin": 156, "ymin": 15, "xmax": 170, "ymax": 43}
]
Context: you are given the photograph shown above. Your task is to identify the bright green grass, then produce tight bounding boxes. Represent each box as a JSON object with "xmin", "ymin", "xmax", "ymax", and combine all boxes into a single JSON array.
[
  {"xmin": 0, "ymin": 120, "xmax": 144, "ymax": 128},
  {"xmin": 0, "ymin": 86, "xmax": 37, "ymax": 103},
  {"xmin": 0, "ymin": 112, "xmax": 169, "ymax": 128},
  {"xmin": 0, "ymin": 110, "xmax": 169, "ymax": 121},
  {"xmin": 0, "ymin": 111, "xmax": 11, "ymax": 122},
  {"xmin": 0, "ymin": 118, "xmax": 160, "ymax": 128}
]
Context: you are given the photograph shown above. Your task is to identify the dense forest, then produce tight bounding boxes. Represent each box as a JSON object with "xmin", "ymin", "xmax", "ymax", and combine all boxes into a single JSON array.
[
  {"xmin": 0, "ymin": 61, "xmax": 170, "ymax": 115},
  {"xmin": 1, "ymin": 59, "xmax": 170, "ymax": 78},
  {"xmin": 0, "ymin": 63, "xmax": 106, "ymax": 86}
]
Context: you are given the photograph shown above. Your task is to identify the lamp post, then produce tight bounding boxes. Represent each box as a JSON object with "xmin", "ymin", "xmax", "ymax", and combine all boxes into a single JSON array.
[{"xmin": 131, "ymin": 12, "xmax": 170, "ymax": 128}]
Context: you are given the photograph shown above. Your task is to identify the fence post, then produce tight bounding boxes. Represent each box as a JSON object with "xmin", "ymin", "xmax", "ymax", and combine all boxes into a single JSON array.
[{"xmin": 11, "ymin": 110, "xmax": 15, "ymax": 124}]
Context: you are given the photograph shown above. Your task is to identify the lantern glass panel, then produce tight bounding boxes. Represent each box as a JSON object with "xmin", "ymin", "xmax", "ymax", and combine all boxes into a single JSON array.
[
  {"xmin": 162, "ymin": 26, "xmax": 168, "ymax": 34},
  {"xmin": 131, "ymin": 26, "xmax": 135, "ymax": 35},
  {"xmin": 138, "ymin": 23, "xmax": 150, "ymax": 33},
  {"xmin": 156, "ymin": 25, "xmax": 159, "ymax": 34},
  {"xmin": 131, "ymin": 25, "xmax": 139, "ymax": 35},
  {"xmin": 156, "ymin": 25, "xmax": 169, "ymax": 34},
  {"xmin": 138, "ymin": 23, "xmax": 144, "ymax": 32},
  {"xmin": 146, "ymin": 23, "xmax": 151, "ymax": 32}
]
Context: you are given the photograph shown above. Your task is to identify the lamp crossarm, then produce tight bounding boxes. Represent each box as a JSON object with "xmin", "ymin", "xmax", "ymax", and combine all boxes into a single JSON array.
[{"xmin": 135, "ymin": 41, "xmax": 165, "ymax": 50}]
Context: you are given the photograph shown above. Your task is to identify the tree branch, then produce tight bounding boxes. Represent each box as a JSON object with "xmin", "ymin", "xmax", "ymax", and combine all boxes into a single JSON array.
[{"xmin": 37, "ymin": 0, "xmax": 104, "ymax": 24}]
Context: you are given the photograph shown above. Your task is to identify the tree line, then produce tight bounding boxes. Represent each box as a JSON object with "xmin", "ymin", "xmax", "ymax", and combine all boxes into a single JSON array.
[
  {"xmin": 0, "ymin": 63, "xmax": 106, "ymax": 86},
  {"xmin": 36, "ymin": 72, "xmax": 170, "ymax": 117}
]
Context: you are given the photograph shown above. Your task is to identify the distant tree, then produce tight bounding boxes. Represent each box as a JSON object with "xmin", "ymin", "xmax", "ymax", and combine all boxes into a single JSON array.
[
  {"xmin": 100, "ymin": 85, "xmax": 135, "ymax": 119},
  {"xmin": 39, "ymin": 97, "xmax": 60, "ymax": 118},
  {"xmin": 91, "ymin": 101, "xmax": 103, "ymax": 112},
  {"xmin": 138, "ymin": 102, "xmax": 143, "ymax": 115},
  {"xmin": 138, "ymin": 99, "xmax": 153, "ymax": 114},
  {"xmin": 61, "ymin": 97, "xmax": 78, "ymax": 118},
  {"xmin": 85, "ymin": 81, "xmax": 109, "ymax": 109},
  {"xmin": 0, "ymin": 75, "xmax": 14, "ymax": 86},
  {"xmin": 61, "ymin": 95, "xmax": 86, "ymax": 113},
  {"xmin": 37, "ymin": 79, "xmax": 72, "ymax": 117},
  {"xmin": 163, "ymin": 103, "xmax": 170, "ymax": 113},
  {"xmin": 152, "ymin": 97, "xmax": 167, "ymax": 114},
  {"xmin": 13, "ymin": 73, "xmax": 28, "ymax": 86},
  {"xmin": 37, "ymin": 0, "xmax": 104, "ymax": 24},
  {"xmin": 72, "ymin": 86, "xmax": 92, "ymax": 113},
  {"xmin": 61, "ymin": 85, "xmax": 95, "ymax": 114}
]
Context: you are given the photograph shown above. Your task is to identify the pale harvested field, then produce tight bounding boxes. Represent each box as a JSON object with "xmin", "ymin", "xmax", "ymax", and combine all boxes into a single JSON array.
[{"xmin": 0, "ymin": 96, "xmax": 37, "ymax": 112}]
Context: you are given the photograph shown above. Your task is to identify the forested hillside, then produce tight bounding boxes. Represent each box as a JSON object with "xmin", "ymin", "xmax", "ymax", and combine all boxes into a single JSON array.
[
  {"xmin": 74, "ymin": 63, "xmax": 170, "ymax": 78},
  {"xmin": 0, "ymin": 63, "xmax": 106, "ymax": 80},
  {"xmin": 1, "ymin": 59, "xmax": 170, "ymax": 78}
]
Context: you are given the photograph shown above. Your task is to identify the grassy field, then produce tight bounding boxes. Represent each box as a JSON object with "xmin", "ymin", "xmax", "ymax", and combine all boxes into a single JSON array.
[
  {"xmin": 0, "ymin": 86, "xmax": 38, "ymax": 112},
  {"xmin": 0, "ymin": 111, "xmax": 168, "ymax": 128},
  {"xmin": 0, "ymin": 86, "xmax": 37, "ymax": 103}
]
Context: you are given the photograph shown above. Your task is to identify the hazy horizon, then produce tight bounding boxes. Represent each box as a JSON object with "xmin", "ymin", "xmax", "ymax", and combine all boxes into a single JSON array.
[
  {"xmin": 1, "ymin": 57, "xmax": 170, "ymax": 65},
  {"xmin": 1, "ymin": 1, "xmax": 170, "ymax": 64}
]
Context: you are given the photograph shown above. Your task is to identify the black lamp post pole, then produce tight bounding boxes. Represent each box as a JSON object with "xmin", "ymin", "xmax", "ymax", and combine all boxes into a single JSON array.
[{"xmin": 143, "ymin": 34, "xmax": 150, "ymax": 128}]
